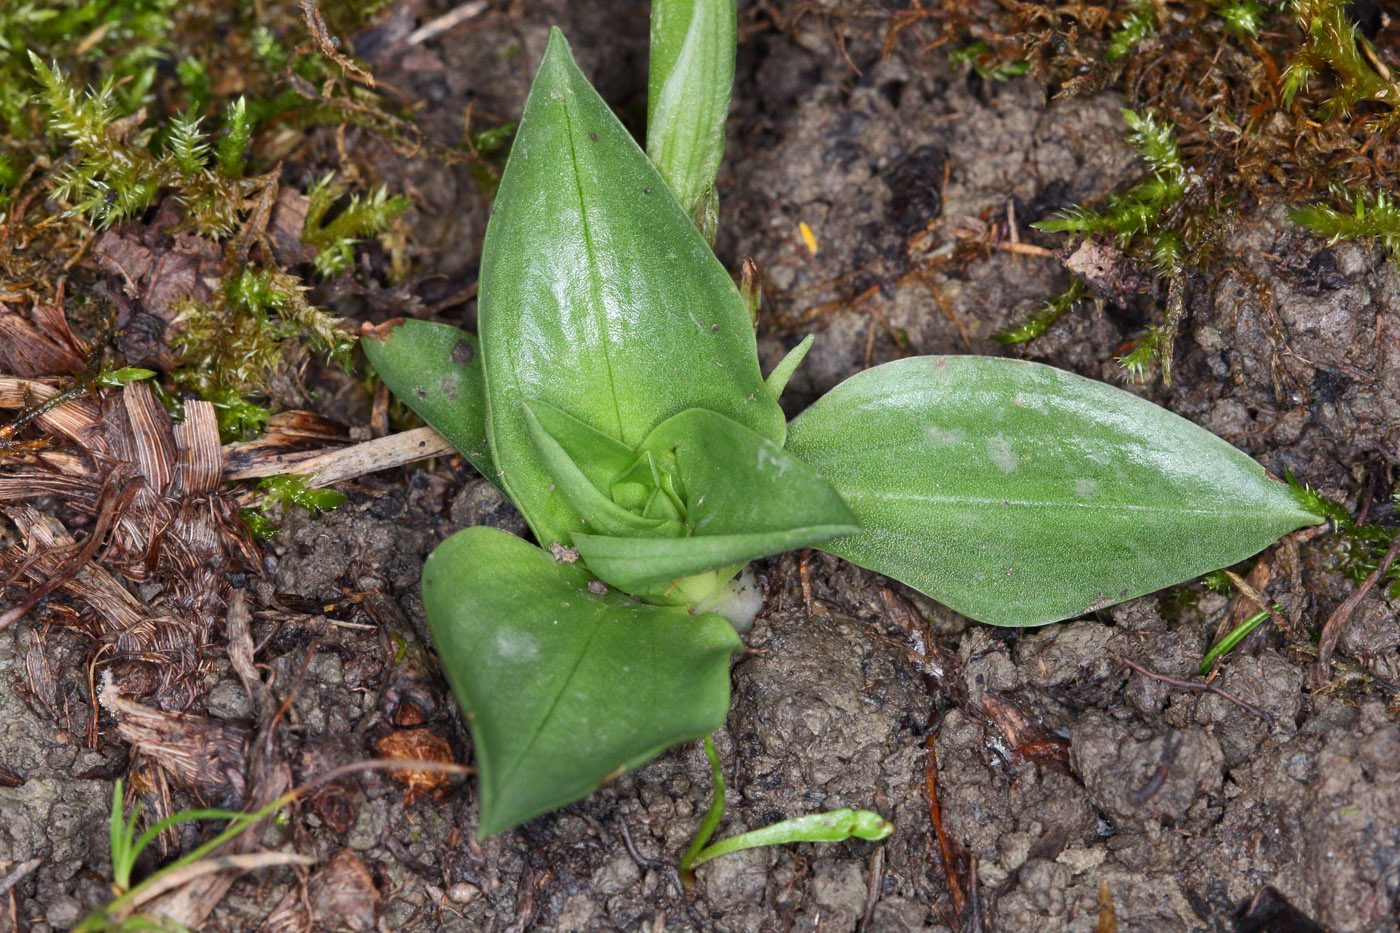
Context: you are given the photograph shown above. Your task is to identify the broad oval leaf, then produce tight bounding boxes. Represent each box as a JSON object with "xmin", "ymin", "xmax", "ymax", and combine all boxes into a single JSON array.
[
  {"xmin": 422, "ymin": 526, "xmax": 741, "ymax": 836},
  {"xmin": 479, "ymin": 28, "xmax": 782, "ymax": 547},
  {"xmin": 785, "ymin": 356, "xmax": 1322, "ymax": 626},
  {"xmin": 361, "ymin": 319, "xmax": 494, "ymax": 481},
  {"xmin": 573, "ymin": 408, "xmax": 858, "ymax": 593}
]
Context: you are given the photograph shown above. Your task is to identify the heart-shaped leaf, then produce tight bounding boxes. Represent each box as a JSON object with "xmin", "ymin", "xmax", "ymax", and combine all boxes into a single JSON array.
[
  {"xmin": 361, "ymin": 319, "xmax": 494, "ymax": 481},
  {"xmin": 785, "ymin": 356, "xmax": 1323, "ymax": 626},
  {"xmin": 478, "ymin": 28, "xmax": 783, "ymax": 547},
  {"xmin": 422, "ymin": 526, "xmax": 741, "ymax": 835},
  {"xmin": 573, "ymin": 408, "xmax": 858, "ymax": 593}
]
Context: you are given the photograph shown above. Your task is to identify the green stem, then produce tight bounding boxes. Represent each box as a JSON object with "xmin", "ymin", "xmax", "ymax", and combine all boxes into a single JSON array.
[
  {"xmin": 677, "ymin": 736, "xmax": 895, "ymax": 884},
  {"xmin": 77, "ymin": 794, "xmax": 292, "ymax": 931},
  {"xmin": 678, "ymin": 734, "xmax": 726, "ymax": 886},
  {"xmin": 1199, "ymin": 605, "xmax": 1280, "ymax": 674}
]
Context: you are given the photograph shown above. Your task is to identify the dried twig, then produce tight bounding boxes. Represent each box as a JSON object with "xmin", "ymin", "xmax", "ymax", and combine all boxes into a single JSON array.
[
  {"xmin": 0, "ymin": 857, "xmax": 44, "ymax": 899},
  {"xmin": 223, "ymin": 426, "xmax": 454, "ymax": 485},
  {"xmin": 923, "ymin": 734, "xmax": 966, "ymax": 923},
  {"xmin": 406, "ymin": 0, "xmax": 490, "ymax": 45},
  {"xmin": 1222, "ymin": 569, "xmax": 1293, "ymax": 636},
  {"xmin": 1314, "ymin": 533, "xmax": 1400, "ymax": 687},
  {"xmin": 1121, "ymin": 657, "xmax": 1271, "ymax": 720},
  {"xmin": 126, "ymin": 852, "xmax": 317, "ymax": 910}
]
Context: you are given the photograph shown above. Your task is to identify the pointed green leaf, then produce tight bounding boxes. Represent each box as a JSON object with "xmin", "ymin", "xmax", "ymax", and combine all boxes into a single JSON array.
[
  {"xmin": 785, "ymin": 356, "xmax": 1323, "ymax": 627},
  {"xmin": 574, "ymin": 408, "xmax": 858, "ymax": 592},
  {"xmin": 523, "ymin": 397, "xmax": 639, "ymax": 485},
  {"xmin": 764, "ymin": 334, "xmax": 814, "ymax": 403},
  {"xmin": 647, "ymin": 0, "xmax": 736, "ymax": 234},
  {"xmin": 522, "ymin": 400, "xmax": 678, "ymax": 538},
  {"xmin": 422, "ymin": 526, "xmax": 741, "ymax": 836},
  {"xmin": 479, "ymin": 29, "xmax": 782, "ymax": 547},
  {"xmin": 361, "ymin": 320, "xmax": 494, "ymax": 481}
]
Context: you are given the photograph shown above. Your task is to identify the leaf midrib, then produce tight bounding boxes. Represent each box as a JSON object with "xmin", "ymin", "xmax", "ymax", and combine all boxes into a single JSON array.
[
  {"xmin": 497, "ymin": 608, "xmax": 605, "ymax": 792},
  {"xmin": 560, "ymin": 83, "xmax": 624, "ymax": 441},
  {"xmin": 852, "ymin": 489, "xmax": 1302, "ymax": 518}
]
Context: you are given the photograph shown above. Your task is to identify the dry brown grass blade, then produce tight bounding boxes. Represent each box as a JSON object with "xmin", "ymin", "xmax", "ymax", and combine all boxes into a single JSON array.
[
  {"xmin": 2, "ymin": 505, "xmax": 149, "ymax": 632},
  {"xmin": 126, "ymin": 852, "xmax": 318, "ymax": 913},
  {"xmin": 123, "ymin": 380, "xmax": 177, "ymax": 494},
  {"xmin": 1314, "ymin": 533, "xmax": 1400, "ymax": 688},
  {"xmin": 100, "ymin": 681, "xmax": 251, "ymax": 807},
  {"xmin": 0, "ymin": 299, "xmax": 86, "ymax": 377},
  {"xmin": 0, "ymin": 376, "xmax": 104, "ymax": 450},
  {"xmin": 174, "ymin": 400, "xmax": 223, "ymax": 494},
  {"xmin": 0, "ymin": 471, "xmax": 143, "ymax": 632}
]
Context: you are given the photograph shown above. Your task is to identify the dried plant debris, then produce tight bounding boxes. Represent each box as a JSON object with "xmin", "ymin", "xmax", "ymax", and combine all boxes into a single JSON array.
[
  {"xmin": 3, "ymin": 1, "xmax": 413, "ymax": 444},
  {"xmin": 0, "ymin": 382, "xmax": 258, "ymax": 707}
]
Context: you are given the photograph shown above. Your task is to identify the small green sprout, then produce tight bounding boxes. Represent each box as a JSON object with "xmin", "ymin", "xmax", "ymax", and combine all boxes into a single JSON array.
[
  {"xmin": 1106, "ymin": 6, "xmax": 1157, "ymax": 61},
  {"xmin": 302, "ymin": 173, "xmax": 410, "ymax": 278},
  {"xmin": 1216, "ymin": 0, "xmax": 1265, "ymax": 37},
  {"xmin": 93, "ymin": 367, "xmax": 156, "ymax": 389},
  {"xmin": 468, "ymin": 121, "xmax": 515, "ymax": 156},
  {"xmin": 994, "ymin": 280, "xmax": 1087, "ymax": 344},
  {"xmin": 215, "ymin": 96, "xmax": 251, "ymax": 179},
  {"xmin": 239, "ymin": 509, "xmax": 280, "ymax": 540},
  {"xmin": 1034, "ymin": 109, "xmax": 1186, "ymax": 246},
  {"xmin": 679, "ymin": 737, "xmax": 892, "ymax": 884},
  {"xmin": 88, "ymin": 777, "xmax": 259, "ymax": 933},
  {"xmin": 1284, "ymin": 0, "xmax": 1400, "ymax": 115},
  {"xmin": 1290, "ymin": 190, "xmax": 1400, "ymax": 266},
  {"xmin": 1200, "ymin": 606, "xmax": 1279, "ymax": 674}
]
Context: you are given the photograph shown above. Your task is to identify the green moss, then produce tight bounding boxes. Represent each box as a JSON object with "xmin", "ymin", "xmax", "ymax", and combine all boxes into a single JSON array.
[
  {"xmin": 911, "ymin": 0, "xmax": 1400, "ymax": 378},
  {"xmin": 993, "ymin": 280, "xmax": 1087, "ymax": 344},
  {"xmin": 303, "ymin": 174, "xmax": 410, "ymax": 278},
  {"xmin": 1291, "ymin": 190, "xmax": 1400, "ymax": 265},
  {"xmin": 171, "ymin": 267, "xmax": 353, "ymax": 411}
]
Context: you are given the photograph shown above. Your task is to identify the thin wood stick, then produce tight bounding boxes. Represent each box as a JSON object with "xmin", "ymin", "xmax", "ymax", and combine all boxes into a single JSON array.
[{"xmin": 222, "ymin": 426, "xmax": 454, "ymax": 485}]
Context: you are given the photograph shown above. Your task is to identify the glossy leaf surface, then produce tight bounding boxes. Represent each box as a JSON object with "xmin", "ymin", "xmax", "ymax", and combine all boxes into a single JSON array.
[
  {"xmin": 647, "ymin": 0, "xmax": 736, "ymax": 230},
  {"xmin": 361, "ymin": 320, "xmax": 494, "ymax": 481},
  {"xmin": 785, "ymin": 356, "xmax": 1322, "ymax": 626},
  {"xmin": 423, "ymin": 526, "xmax": 740, "ymax": 835},
  {"xmin": 479, "ymin": 29, "xmax": 782, "ymax": 546},
  {"xmin": 573, "ymin": 408, "xmax": 858, "ymax": 592}
]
